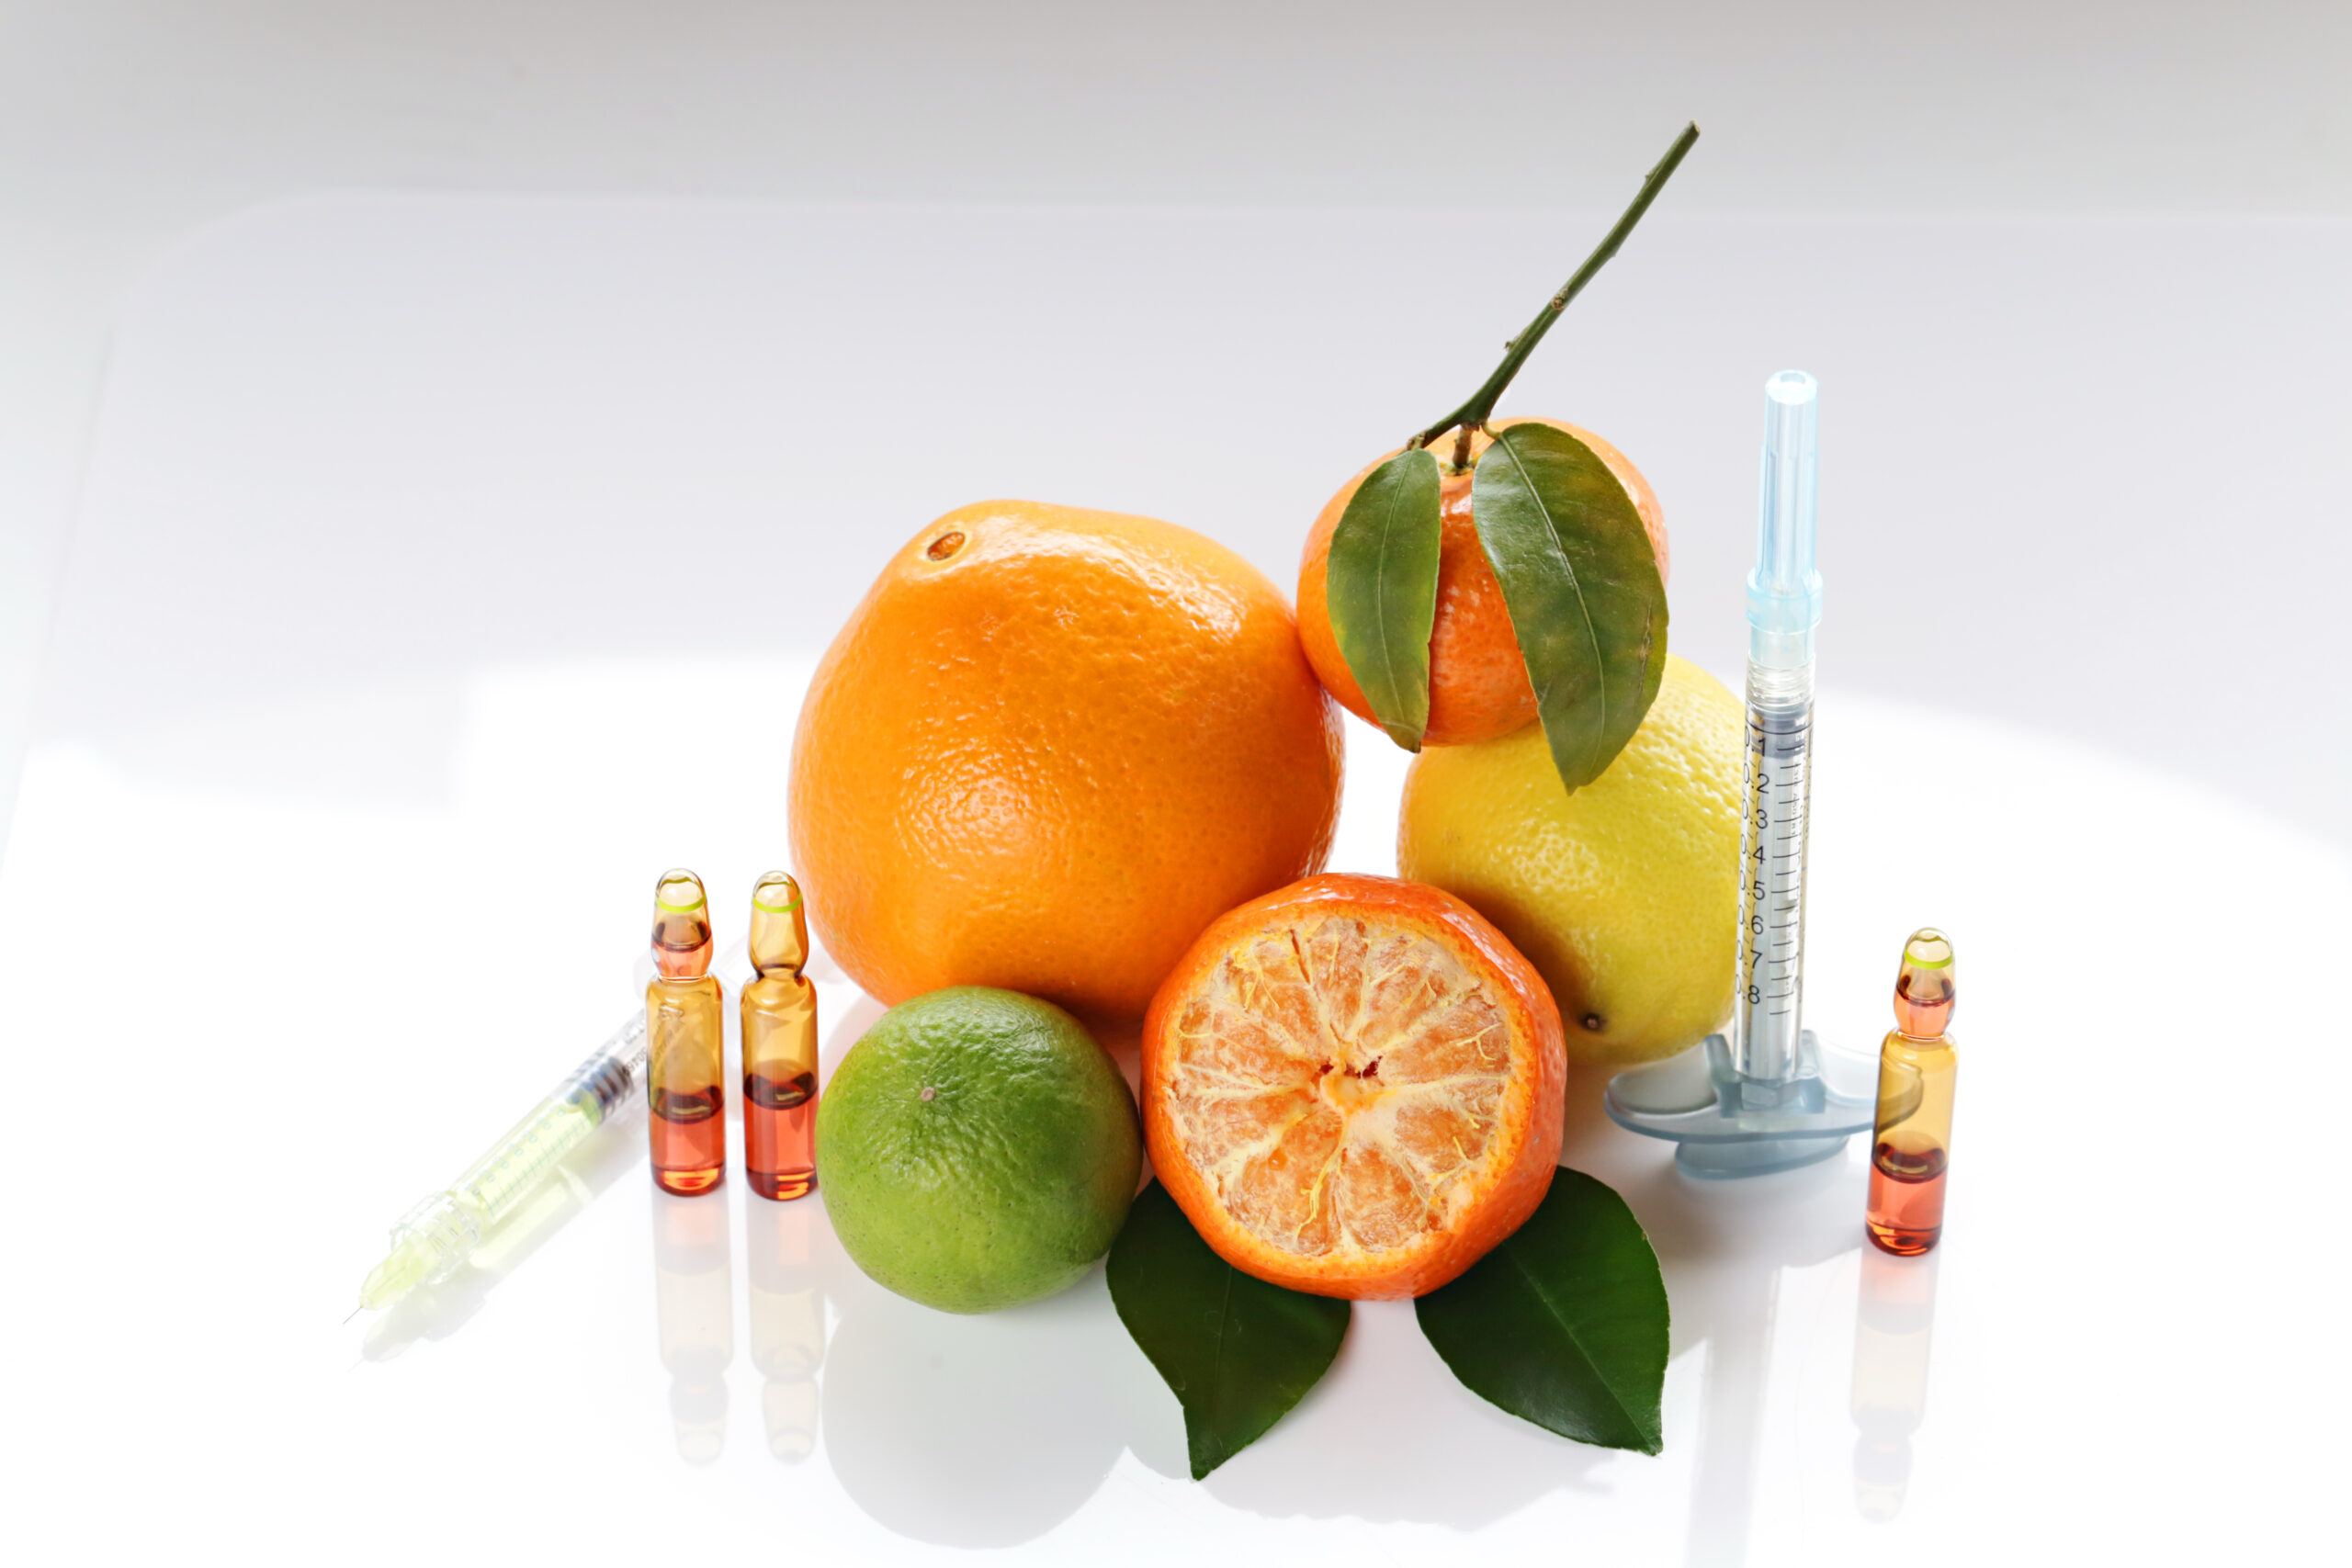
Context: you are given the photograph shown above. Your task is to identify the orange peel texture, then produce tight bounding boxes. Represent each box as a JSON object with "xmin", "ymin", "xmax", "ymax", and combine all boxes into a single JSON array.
[{"xmin": 790, "ymin": 501, "xmax": 1344, "ymax": 1040}]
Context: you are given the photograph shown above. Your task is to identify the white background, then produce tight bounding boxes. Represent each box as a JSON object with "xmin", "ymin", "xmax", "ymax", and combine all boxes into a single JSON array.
[
  {"xmin": 2, "ymin": 7, "xmax": 2346, "ymax": 1563},
  {"xmin": 4, "ymin": 1, "xmax": 2348, "ymax": 850}
]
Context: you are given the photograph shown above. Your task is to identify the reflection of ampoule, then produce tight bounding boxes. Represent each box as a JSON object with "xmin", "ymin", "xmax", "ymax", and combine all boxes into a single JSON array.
[
  {"xmin": 651, "ymin": 1190, "xmax": 734, "ymax": 1464},
  {"xmin": 746, "ymin": 1195, "xmax": 826, "ymax": 1461},
  {"xmin": 1866, "ymin": 930, "xmax": 1958, "ymax": 1255},
  {"xmin": 741, "ymin": 871, "xmax": 819, "ymax": 1201},
  {"xmin": 648, "ymin": 869, "xmax": 726, "ymax": 1196},
  {"xmin": 1850, "ymin": 1246, "xmax": 1940, "ymax": 1520}
]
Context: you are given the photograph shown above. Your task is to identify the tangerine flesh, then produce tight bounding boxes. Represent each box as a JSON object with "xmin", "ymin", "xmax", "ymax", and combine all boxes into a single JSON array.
[{"xmin": 1142, "ymin": 874, "xmax": 1566, "ymax": 1299}]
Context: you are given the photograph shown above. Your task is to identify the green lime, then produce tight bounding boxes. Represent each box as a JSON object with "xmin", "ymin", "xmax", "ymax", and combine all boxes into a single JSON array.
[{"xmin": 815, "ymin": 987, "xmax": 1142, "ymax": 1314}]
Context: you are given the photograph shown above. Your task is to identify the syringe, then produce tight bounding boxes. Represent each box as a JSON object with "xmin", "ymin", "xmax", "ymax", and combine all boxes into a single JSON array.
[
  {"xmin": 1733, "ymin": 369, "xmax": 1824, "ymax": 1084},
  {"xmin": 1603, "ymin": 367, "xmax": 1869, "ymax": 1175},
  {"xmin": 353, "ymin": 1014, "xmax": 649, "ymax": 1314}
]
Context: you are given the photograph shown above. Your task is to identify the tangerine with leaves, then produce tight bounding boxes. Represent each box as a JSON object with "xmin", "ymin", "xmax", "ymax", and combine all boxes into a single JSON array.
[
  {"xmin": 1304, "ymin": 122, "xmax": 1697, "ymax": 795},
  {"xmin": 1141, "ymin": 874, "xmax": 1566, "ymax": 1300},
  {"xmin": 1298, "ymin": 417, "xmax": 1668, "ymax": 746}
]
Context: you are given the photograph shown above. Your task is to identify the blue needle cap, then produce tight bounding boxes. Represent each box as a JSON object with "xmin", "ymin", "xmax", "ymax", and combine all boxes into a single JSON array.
[{"xmin": 1748, "ymin": 369, "xmax": 1823, "ymax": 669}]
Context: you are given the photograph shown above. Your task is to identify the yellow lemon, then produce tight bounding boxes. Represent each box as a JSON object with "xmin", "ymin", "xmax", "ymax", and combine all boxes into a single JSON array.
[{"xmin": 1397, "ymin": 654, "xmax": 1741, "ymax": 1067}]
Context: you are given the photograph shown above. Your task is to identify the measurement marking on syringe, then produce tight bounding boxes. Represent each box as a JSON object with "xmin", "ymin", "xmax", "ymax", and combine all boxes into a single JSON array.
[{"xmin": 1737, "ymin": 695, "xmax": 1814, "ymax": 1077}]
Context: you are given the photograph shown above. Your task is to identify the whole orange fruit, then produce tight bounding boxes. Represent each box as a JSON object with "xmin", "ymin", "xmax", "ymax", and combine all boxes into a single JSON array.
[
  {"xmin": 790, "ymin": 501, "xmax": 1344, "ymax": 1039},
  {"xmin": 1141, "ymin": 874, "xmax": 1566, "ymax": 1299},
  {"xmin": 1296, "ymin": 418, "xmax": 1668, "ymax": 747}
]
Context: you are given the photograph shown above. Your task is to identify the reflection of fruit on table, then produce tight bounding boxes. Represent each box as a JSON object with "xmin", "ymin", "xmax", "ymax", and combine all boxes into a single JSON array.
[{"xmin": 820, "ymin": 1277, "xmax": 1136, "ymax": 1550}]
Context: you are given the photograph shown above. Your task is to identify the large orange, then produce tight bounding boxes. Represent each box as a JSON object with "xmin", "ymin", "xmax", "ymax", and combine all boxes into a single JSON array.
[
  {"xmin": 1142, "ymin": 874, "xmax": 1566, "ymax": 1299},
  {"xmin": 789, "ymin": 501, "xmax": 1344, "ymax": 1039},
  {"xmin": 1296, "ymin": 418, "xmax": 1668, "ymax": 747}
]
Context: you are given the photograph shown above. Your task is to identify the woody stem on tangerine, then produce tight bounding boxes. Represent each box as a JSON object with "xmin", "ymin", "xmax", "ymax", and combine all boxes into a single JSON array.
[{"xmin": 1409, "ymin": 120, "xmax": 1701, "ymax": 457}]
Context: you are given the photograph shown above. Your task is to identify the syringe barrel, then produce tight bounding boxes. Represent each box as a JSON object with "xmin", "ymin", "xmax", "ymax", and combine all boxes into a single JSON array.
[
  {"xmin": 1729, "ymin": 369, "xmax": 1824, "ymax": 1086},
  {"xmin": 389, "ymin": 1190, "xmax": 482, "ymax": 1286},
  {"xmin": 448, "ymin": 1100, "xmax": 595, "ymax": 1228},
  {"xmin": 1746, "ymin": 660, "xmax": 1815, "ymax": 712},
  {"xmin": 1733, "ymin": 662, "xmax": 1815, "ymax": 1083},
  {"xmin": 451, "ymin": 1015, "xmax": 649, "ymax": 1229}
]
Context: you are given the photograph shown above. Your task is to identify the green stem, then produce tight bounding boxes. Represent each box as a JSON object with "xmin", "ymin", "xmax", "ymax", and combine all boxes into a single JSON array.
[{"xmin": 1411, "ymin": 121, "xmax": 1700, "ymax": 454}]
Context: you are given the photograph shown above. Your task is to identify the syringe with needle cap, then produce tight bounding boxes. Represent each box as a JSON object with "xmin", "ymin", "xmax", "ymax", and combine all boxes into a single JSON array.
[{"xmin": 352, "ymin": 1015, "xmax": 648, "ymax": 1315}]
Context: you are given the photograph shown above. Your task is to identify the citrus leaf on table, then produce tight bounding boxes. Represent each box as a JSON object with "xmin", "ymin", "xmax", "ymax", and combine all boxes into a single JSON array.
[
  {"xmin": 1106, "ymin": 1181, "xmax": 1351, "ymax": 1479},
  {"xmin": 1324, "ymin": 445, "xmax": 1443, "ymax": 750},
  {"xmin": 1471, "ymin": 422, "xmax": 1668, "ymax": 792},
  {"xmin": 1413, "ymin": 1167, "xmax": 1668, "ymax": 1453}
]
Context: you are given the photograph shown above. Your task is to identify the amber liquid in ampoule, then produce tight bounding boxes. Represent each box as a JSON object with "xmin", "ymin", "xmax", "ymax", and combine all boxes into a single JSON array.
[
  {"xmin": 653, "ymin": 1077, "xmax": 728, "ymax": 1193},
  {"xmin": 649, "ymin": 869, "xmax": 727, "ymax": 1196},
  {"xmin": 1866, "ymin": 932, "xmax": 1958, "ymax": 1257},
  {"xmin": 745, "ymin": 1069, "xmax": 817, "ymax": 1199},
  {"xmin": 741, "ymin": 872, "xmax": 819, "ymax": 1201},
  {"xmin": 1867, "ymin": 1138, "xmax": 1949, "ymax": 1256}
]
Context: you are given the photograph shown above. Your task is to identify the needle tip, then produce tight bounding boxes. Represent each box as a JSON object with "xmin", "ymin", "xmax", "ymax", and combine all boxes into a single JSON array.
[{"xmin": 343, "ymin": 1303, "xmax": 365, "ymax": 1325}]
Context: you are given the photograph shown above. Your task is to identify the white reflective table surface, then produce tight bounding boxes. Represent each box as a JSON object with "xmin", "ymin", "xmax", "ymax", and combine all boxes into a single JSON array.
[{"xmin": 2, "ymin": 197, "xmax": 2341, "ymax": 1564}]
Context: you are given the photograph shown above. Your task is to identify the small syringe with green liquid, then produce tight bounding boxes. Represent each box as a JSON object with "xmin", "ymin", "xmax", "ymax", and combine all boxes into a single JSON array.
[{"xmin": 353, "ymin": 1015, "xmax": 648, "ymax": 1314}]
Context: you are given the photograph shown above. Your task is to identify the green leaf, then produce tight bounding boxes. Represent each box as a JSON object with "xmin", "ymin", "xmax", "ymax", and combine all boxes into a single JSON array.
[
  {"xmin": 1107, "ymin": 1182, "xmax": 1351, "ymax": 1479},
  {"xmin": 1324, "ymin": 446, "xmax": 1443, "ymax": 750},
  {"xmin": 1414, "ymin": 1168, "xmax": 1669, "ymax": 1454},
  {"xmin": 1471, "ymin": 423, "xmax": 1668, "ymax": 791}
]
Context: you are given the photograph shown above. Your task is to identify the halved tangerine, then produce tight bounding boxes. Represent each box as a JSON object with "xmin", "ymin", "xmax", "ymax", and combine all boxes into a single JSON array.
[{"xmin": 1141, "ymin": 874, "xmax": 1566, "ymax": 1299}]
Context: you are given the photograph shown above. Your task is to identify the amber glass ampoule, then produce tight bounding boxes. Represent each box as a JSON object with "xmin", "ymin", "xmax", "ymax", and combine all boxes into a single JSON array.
[
  {"xmin": 1866, "ymin": 929, "xmax": 1958, "ymax": 1256},
  {"xmin": 647, "ymin": 869, "xmax": 726, "ymax": 1196},
  {"xmin": 741, "ymin": 871, "xmax": 819, "ymax": 1201}
]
